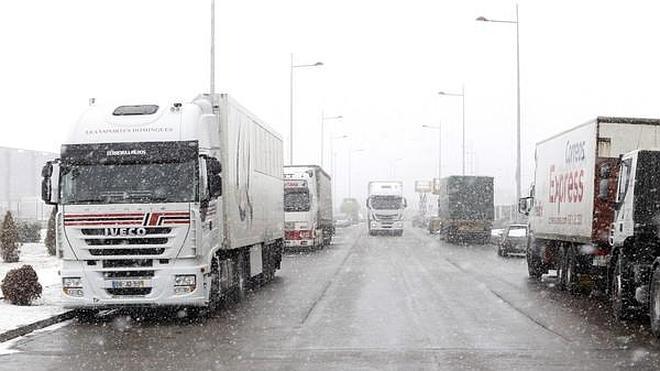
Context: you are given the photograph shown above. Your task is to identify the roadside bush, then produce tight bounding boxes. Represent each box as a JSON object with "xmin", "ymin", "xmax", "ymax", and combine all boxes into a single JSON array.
[
  {"xmin": 0, "ymin": 211, "xmax": 20, "ymax": 262},
  {"xmin": 1, "ymin": 265, "xmax": 42, "ymax": 305},
  {"xmin": 45, "ymin": 208, "xmax": 56, "ymax": 256},
  {"xmin": 17, "ymin": 220, "xmax": 42, "ymax": 243}
]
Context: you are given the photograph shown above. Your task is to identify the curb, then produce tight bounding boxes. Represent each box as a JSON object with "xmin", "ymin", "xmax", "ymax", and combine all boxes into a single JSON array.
[{"xmin": 0, "ymin": 310, "xmax": 75, "ymax": 343}]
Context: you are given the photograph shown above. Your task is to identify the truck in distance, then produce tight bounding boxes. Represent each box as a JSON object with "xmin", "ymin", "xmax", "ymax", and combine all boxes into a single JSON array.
[
  {"xmin": 41, "ymin": 94, "xmax": 284, "ymax": 316},
  {"xmin": 366, "ymin": 181, "xmax": 406, "ymax": 236},
  {"xmin": 339, "ymin": 198, "xmax": 361, "ymax": 225},
  {"xmin": 433, "ymin": 176, "xmax": 494, "ymax": 244},
  {"xmin": 519, "ymin": 116, "xmax": 660, "ymax": 335},
  {"xmin": 283, "ymin": 165, "xmax": 333, "ymax": 249}
]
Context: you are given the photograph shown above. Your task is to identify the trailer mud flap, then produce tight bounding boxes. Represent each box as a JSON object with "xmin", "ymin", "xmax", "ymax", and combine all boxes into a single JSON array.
[{"xmin": 250, "ymin": 245, "xmax": 263, "ymax": 277}]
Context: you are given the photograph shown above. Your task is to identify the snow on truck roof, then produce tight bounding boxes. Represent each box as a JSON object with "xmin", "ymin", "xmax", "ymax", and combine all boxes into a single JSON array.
[
  {"xmin": 536, "ymin": 116, "xmax": 660, "ymax": 146},
  {"xmin": 65, "ymin": 94, "xmax": 282, "ymax": 145}
]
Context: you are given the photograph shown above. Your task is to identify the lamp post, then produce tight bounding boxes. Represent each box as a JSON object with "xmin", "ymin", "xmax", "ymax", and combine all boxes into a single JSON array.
[
  {"xmin": 289, "ymin": 54, "xmax": 323, "ymax": 165},
  {"xmin": 421, "ymin": 124, "xmax": 442, "ymax": 179},
  {"xmin": 438, "ymin": 86, "xmax": 465, "ymax": 175},
  {"xmin": 476, "ymin": 4, "xmax": 521, "ymax": 208},
  {"xmin": 321, "ymin": 112, "xmax": 343, "ymax": 168},
  {"xmin": 348, "ymin": 147, "xmax": 365, "ymax": 198}
]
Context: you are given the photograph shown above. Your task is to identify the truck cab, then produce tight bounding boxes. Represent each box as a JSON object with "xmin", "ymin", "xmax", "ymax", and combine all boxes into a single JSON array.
[
  {"xmin": 610, "ymin": 150, "xmax": 660, "ymax": 332},
  {"xmin": 366, "ymin": 181, "xmax": 406, "ymax": 236}
]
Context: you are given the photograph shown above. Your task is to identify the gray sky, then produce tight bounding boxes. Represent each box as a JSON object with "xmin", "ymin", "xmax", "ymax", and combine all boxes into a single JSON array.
[{"xmin": 2, "ymin": 0, "xmax": 660, "ymax": 205}]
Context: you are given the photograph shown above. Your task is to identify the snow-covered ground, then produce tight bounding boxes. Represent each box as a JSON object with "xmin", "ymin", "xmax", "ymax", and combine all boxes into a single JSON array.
[{"xmin": 0, "ymin": 242, "xmax": 67, "ymax": 335}]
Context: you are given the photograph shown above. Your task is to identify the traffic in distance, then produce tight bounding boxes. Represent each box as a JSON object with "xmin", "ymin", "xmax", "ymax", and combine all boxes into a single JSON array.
[{"xmin": 4, "ymin": 1, "xmax": 660, "ymax": 370}]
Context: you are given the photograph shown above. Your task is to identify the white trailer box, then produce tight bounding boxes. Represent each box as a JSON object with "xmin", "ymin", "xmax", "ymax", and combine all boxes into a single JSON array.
[{"xmin": 283, "ymin": 165, "xmax": 333, "ymax": 248}]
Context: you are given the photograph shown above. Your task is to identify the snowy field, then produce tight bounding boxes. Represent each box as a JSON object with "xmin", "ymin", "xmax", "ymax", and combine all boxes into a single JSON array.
[{"xmin": 0, "ymin": 242, "xmax": 66, "ymax": 334}]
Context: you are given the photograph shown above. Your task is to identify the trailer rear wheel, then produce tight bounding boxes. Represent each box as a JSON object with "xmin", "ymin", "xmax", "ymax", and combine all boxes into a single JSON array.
[
  {"xmin": 611, "ymin": 253, "xmax": 636, "ymax": 320},
  {"xmin": 649, "ymin": 265, "xmax": 660, "ymax": 337},
  {"xmin": 565, "ymin": 245, "xmax": 580, "ymax": 293}
]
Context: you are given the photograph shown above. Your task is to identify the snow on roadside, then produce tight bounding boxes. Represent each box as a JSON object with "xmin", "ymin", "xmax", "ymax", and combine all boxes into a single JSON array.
[{"xmin": 0, "ymin": 242, "xmax": 67, "ymax": 335}]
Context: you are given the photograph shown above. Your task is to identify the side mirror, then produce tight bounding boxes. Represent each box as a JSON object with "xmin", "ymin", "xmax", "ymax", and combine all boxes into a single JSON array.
[
  {"xmin": 41, "ymin": 161, "xmax": 59, "ymax": 205},
  {"xmin": 518, "ymin": 197, "xmax": 529, "ymax": 215},
  {"xmin": 207, "ymin": 157, "xmax": 222, "ymax": 175}
]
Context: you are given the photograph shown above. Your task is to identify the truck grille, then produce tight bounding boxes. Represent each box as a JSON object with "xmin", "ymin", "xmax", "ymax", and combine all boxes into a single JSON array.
[
  {"xmin": 375, "ymin": 214, "xmax": 396, "ymax": 220},
  {"xmin": 80, "ymin": 227, "xmax": 174, "ymax": 256}
]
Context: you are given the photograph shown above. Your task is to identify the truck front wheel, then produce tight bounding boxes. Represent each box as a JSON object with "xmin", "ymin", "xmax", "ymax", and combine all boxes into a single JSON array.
[
  {"xmin": 649, "ymin": 265, "xmax": 660, "ymax": 337},
  {"xmin": 526, "ymin": 244, "xmax": 544, "ymax": 279},
  {"xmin": 611, "ymin": 253, "xmax": 637, "ymax": 321}
]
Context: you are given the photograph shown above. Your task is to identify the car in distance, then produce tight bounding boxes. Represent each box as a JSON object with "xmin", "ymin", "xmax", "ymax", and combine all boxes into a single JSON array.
[
  {"xmin": 497, "ymin": 224, "xmax": 528, "ymax": 257},
  {"xmin": 334, "ymin": 213, "xmax": 352, "ymax": 228}
]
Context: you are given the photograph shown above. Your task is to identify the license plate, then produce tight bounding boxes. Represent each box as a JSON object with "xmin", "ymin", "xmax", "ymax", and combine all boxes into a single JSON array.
[{"xmin": 111, "ymin": 280, "xmax": 146, "ymax": 289}]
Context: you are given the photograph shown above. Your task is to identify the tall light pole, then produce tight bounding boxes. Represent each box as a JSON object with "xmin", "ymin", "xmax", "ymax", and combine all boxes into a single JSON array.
[
  {"xmin": 422, "ymin": 124, "xmax": 442, "ymax": 179},
  {"xmin": 477, "ymin": 4, "xmax": 521, "ymax": 209},
  {"xmin": 289, "ymin": 54, "xmax": 323, "ymax": 165},
  {"xmin": 320, "ymin": 112, "xmax": 343, "ymax": 168},
  {"xmin": 330, "ymin": 134, "xmax": 348, "ymax": 211},
  {"xmin": 348, "ymin": 147, "xmax": 365, "ymax": 198},
  {"xmin": 438, "ymin": 85, "xmax": 465, "ymax": 175}
]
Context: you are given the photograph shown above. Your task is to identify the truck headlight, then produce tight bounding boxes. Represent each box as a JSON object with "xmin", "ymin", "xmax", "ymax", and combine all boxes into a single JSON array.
[
  {"xmin": 63, "ymin": 277, "xmax": 84, "ymax": 297},
  {"xmin": 174, "ymin": 274, "xmax": 196, "ymax": 295},
  {"xmin": 63, "ymin": 277, "xmax": 82, "ymax": 288}
]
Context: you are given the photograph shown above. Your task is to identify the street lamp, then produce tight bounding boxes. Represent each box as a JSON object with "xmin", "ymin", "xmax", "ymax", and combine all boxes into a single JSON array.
[
  {"xmin": 476, "ymin": 4, "xmax": 521, "ymax": 209},
  {"xmin": 348, "ymin": 147, "xmax": 365, "ymax": 198},
  {"xmin": 320, "ymin": 112, "xmax": 343, "ymax": 168},
  {"xmin": 438, "ymin": 86, "xmax": 465, "ymax": 175},
  {"xmin": 421, "ymin": 124, "xmax": 442, "ymax": 179},
  {"xmin": 289, "ymin": 53, "xmax": 323, "ymax": 165}
]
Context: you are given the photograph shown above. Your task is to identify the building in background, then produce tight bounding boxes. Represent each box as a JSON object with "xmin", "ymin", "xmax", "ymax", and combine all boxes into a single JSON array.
[{"xmin": 0, "ymin": 146, "xmax": 57, "ymax": 221}]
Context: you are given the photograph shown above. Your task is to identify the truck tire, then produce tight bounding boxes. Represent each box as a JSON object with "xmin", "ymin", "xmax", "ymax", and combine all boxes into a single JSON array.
[
  {"xmin": 208, "ymin": 257, "xmax": 221, "ymax": 312},
  {"xmin": 650, "ymin": 265, "xmax": 660, "ymax": 338},
  {"xmin": 526, "ymin": 243, "xmax": 544, "ymax": 279},
  {"xmin": 611, "ymin": 252, "xmax": 636, "ymax": 321},
  {"xmin": 564, "ymin": 245, "xmax": 581, "ymax": 293},
  {"xmin": 231, "ymin": 250, "xmax": 247, "ymax": 303}
]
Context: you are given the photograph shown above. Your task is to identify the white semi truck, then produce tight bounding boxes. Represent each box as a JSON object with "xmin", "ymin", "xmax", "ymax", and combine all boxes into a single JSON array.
[
  {"xmin": 519, "ymin": 116, "xmax": 660, "ymax": 334},
  {"xmin": 366, "ymin": 181, "xmax": 406, "ymax": 236},
  {"xmin": 41, "ymin": 94, "xmax": 284, "ymax": 314},
  {"xmin": 283, "ymin": 165, "xmax": 333, "ymax": 249}
]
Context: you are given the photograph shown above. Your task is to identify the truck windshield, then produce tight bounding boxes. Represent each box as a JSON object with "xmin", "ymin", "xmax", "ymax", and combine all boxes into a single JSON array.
[
  {"xmin": 370, "ymin": 196, "xmax": 402, "ymax": 210},
  {"xmin": 284, "ymin": 188, "xmax": 310, "ymax": 212},
  {"xmin": 60, "ymin": 160, "xmax": 198, "ymax": 205}
]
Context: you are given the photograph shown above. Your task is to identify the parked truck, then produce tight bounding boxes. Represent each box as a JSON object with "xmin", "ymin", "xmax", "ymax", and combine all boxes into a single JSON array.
[
  {"xmin": 283, "ymin": 165, "xmax": 333, "ymax": 249},
  {"xmin": 433, "ymin": 176, "xmax": 494, "ymax": 243},
  {"xmin": 519, "ymin": 116, "xmax": 660, "ymax": 335},
  {"xmin": 40, "ymin": 94, "xmax": 284, "ymax": 315},
  {"xmin": 366, "ymin": 181, "xmax": 406, "ymax": 236}
]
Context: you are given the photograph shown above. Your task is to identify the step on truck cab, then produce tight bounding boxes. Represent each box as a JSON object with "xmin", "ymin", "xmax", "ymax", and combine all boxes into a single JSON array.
[
  {"xmin": 41, "ymin": 94, "xmax": 284, "ymax": 312},
  {"xmin": 519, "ymin": 117, "xmax": 660, "ymax": 334},
  {"xmin": 366, "ymin": 181, "xmax": 406, "ymax": 236},
  {"xmin": 283, "ymin": 165, "xmax": 333, "ymax": 249}
]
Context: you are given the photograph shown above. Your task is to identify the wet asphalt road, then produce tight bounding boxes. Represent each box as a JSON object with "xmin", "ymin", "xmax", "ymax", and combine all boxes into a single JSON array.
[{"xmin": 2, "ymin": 225, "xmax": 660, "ymax": 370}]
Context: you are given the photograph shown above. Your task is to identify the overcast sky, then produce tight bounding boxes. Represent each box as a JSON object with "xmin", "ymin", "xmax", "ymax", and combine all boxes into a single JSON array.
[{"xmin": 2, "ymin": 0, "xmax": 660, "ymax": 205}]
